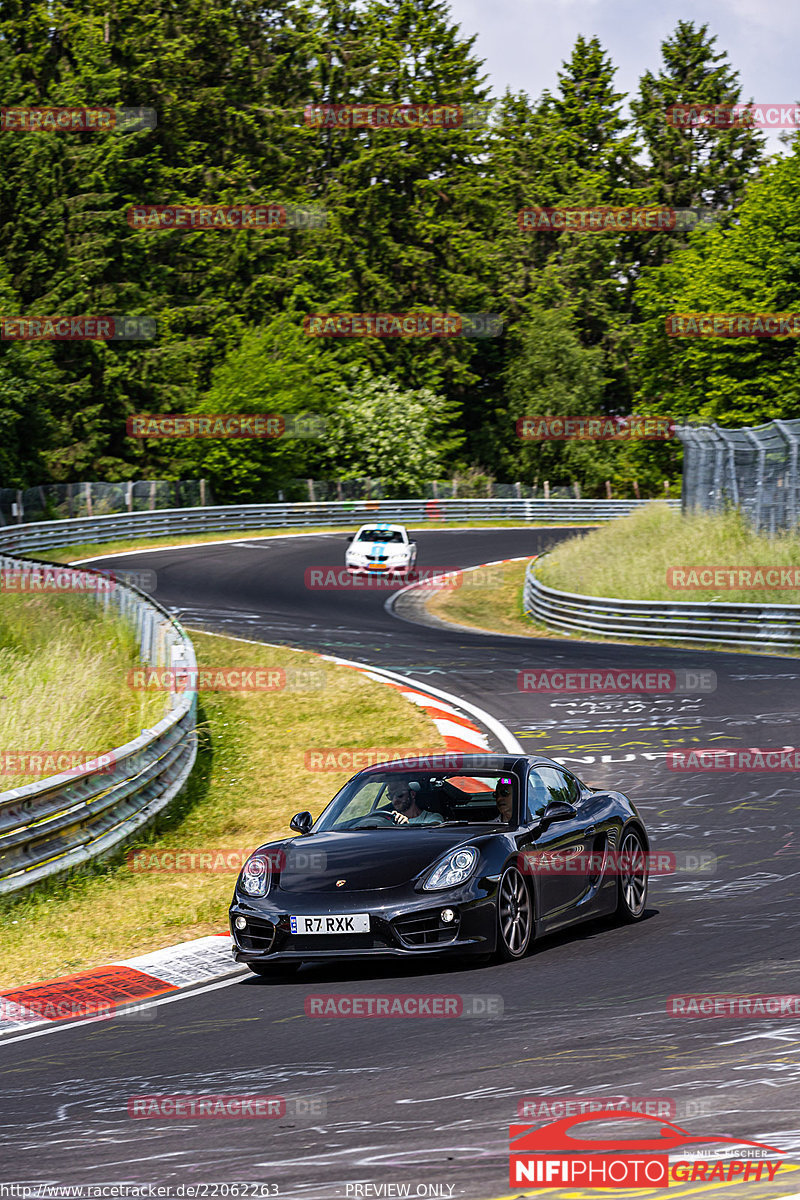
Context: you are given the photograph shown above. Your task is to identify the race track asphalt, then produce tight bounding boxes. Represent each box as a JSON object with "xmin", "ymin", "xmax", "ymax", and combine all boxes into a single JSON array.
[{"xmin": 2, "ymin": 528, "xmax": 798, "ymax": 1199}]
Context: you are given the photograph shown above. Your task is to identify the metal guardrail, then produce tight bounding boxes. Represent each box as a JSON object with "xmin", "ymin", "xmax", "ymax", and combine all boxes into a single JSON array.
[
  {"xmin": 0, "ymin": 555, "xmax": 198, "ymax": 894},
  {"xmin": 524, "ymin": 557, "xmax": 800, "ymax": 649},
  {"xmin": 0, "ymin": 498, "xmax": 680, "ymax": 554}
]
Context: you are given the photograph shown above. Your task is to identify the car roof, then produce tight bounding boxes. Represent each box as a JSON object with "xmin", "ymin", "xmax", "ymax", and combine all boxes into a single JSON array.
[
  {"xmin": 354, "ymin": 523, "xmax": 407, "ymax": 534},
  {"xmin": 354, "ymin": 753, "xmax": 529, "ymax": 777},
  {"xmin": 351, "ymin": 753, "xmax": 578, "ymax": 778}
]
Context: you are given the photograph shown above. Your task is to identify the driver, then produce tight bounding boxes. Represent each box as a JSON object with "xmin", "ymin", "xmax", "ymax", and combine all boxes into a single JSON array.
[{"xmin": 386, "ymin": 778, "xmax": 443, "ymax": 825}]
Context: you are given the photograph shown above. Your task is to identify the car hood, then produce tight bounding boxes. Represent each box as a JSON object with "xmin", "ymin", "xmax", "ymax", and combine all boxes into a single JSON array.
[
  {"xmin": 350, "ymin": 541, "xmax": 407, "ymax": 557},
  {"xmin": 261, "ymin": 828, "xmax": 488, "ymax": 892}
]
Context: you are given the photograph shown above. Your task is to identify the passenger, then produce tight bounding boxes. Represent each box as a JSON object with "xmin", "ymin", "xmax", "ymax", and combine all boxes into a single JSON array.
[{"xmin": 492, "ymin": 777, "xmax": 514, "ymax": 823}]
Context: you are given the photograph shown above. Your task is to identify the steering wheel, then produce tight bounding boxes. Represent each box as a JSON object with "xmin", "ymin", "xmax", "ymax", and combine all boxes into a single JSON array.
[{"xmin": 347, "ymin": 810, "xmax": 401, "ymax": 829}]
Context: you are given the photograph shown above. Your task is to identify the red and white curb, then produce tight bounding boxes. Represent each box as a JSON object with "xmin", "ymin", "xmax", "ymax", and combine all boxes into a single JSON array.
[
  {"xmin": 0, "ymin": 627, "xmax": 520, "ymax": 1042},
  {"xmin": 0, "ymin": 935, "xmax": 244, "ymax": 1041}
]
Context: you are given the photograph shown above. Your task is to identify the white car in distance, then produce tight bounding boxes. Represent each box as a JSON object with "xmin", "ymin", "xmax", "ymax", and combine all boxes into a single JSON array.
[{"xmin": 345, "ymin": 523, "xmax": 418, "ymax": 577}]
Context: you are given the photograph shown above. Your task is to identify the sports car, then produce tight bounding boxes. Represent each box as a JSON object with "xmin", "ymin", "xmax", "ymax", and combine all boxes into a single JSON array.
[
  {"xmin": 229, "ymin": 753, "xmax": 651, "ymax": 975},
  {"xmin": 344, "ymin": 523, "xmax": 417, "ymax": 576}
]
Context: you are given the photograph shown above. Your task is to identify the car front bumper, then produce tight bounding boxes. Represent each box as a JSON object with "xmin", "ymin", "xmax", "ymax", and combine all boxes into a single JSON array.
[{"xmin": 229, "ymin": 883, "xmax": 496, "ymax": 963}]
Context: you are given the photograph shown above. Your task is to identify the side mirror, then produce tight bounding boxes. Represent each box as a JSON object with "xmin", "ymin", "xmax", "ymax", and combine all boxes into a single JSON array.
[
  {"xmin": 290, "ymin": 811, "xmax": 314, "ymax": 834},
  {"xmin": 540, "ymin": 800, "xmax": 577, "ymax": 828},
  {"xmin": 346, "ymin": 535, "xmax": 354, "ymax": 542}
]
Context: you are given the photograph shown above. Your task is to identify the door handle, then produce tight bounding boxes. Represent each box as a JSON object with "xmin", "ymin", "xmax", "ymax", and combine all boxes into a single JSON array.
[{"xmin": 585, "ymin": 826, "xmax": 596, "ymax": 835}]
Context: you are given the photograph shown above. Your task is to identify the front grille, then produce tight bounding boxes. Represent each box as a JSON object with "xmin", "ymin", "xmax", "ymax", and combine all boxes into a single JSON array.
[
  {"xmin": 235, "ymin": 917, "xmax": 276, "ymax": 953},
  {"xmin": 393, "ymin": 910, "xmax": 460, "ymax": 947},
  {"xmin": 290, "ymin": 934, "xmax": 384, "ymax": 952}
]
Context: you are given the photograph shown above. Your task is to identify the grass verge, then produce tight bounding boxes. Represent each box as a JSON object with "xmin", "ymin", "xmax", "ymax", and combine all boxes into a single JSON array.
[
  {"xmin": 0, "ymin": 630, "xmax": 446, "ymax": 989},
  {"xmin": 536, "ymin": 503, "xmax": 800, "ymax": 604},
  {"xmin": 424, "ymin": 560, "xmax": 543, "ymax": 638},
  {"xmin": 0, "ymin": 594, "xmax": 166, "ymax": 786}
]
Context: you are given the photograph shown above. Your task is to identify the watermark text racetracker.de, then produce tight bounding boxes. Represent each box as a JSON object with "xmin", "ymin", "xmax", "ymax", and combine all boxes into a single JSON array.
[
  {"xmin": 127, "ymin": 413, "xmax": 326, "ymax": 438},
  {"xmin": 518, "ymin": 668, "xmax": 716, "ymax": 694},
  {"xmin": 303, "ymin": 312, "xmax": 503, "ymax": 338},
  {"xmin": 667, "ymin": 994, "xmax": 800, "ymax": 1017},
  {"xmin": 126, "ymin": 847, "xmax": 326, "ymax": 873},
  {"xmin": 666, "ymin": 313, "xmax": 800, "ymax": 338},
  {"xmin": 128, "ymin": 665, "xmax": 327, "ymax": 693},
  {"xmin": 0, "ymin": 565, "xmax": 156, "ymax": 594},
  {"xmin": 304, "ymin": 102, "xmax": 492, "ymax": 128},
  {"xmin": 305, "ymin": 566, "xmax": 503, "ymax": 590},
  {"xmin": 517, "ymin": 1095, "xmax": 714, "ymax": 1120},
  {"xmin": 0, "ymin": 105, "xmax": 156, "ymax": 132},
  {"xmin": 305, "ymin": 993, "xmax": 503, "ymax": 1017},
  {"xmin": 516, "ymin": 415, "xmax": 674, "ymax": 440},
  {"xmin": 127, "ymin": 203, "xmax": 326, "ymax": 231},
  {"xmin": 667, "ymin": 747, "xmax": 800, "ymax": 771},
  {"xmin": 517, "ymin": 850, "xmax": 716, "ymax": 877},
  {"xmin": 666, "ymin": 102, "xmax": 800, "ymax": 128},
  {"xmin": 0, "ymin": 315, "xmax": 156, "ymax": 340},
  {"xmin": 668, "ymin": 565, "xmax": 800, "ymax": 590},
  {"xmin": 517, "ymin": 206, "xmax": 720, "ymax": 233},
  {"xmin": 128, "ymin": 1094, "xmax": 324, "ymax": 1119}
]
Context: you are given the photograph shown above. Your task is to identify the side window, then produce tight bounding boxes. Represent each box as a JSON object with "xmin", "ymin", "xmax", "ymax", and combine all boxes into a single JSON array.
[
  {"xmin": 527, "ymin": 767, "xmax": 580, "ymax": 819},
  {"xmin": 526, "ymin": 771, "xmax": 550, "ymax": 820}
]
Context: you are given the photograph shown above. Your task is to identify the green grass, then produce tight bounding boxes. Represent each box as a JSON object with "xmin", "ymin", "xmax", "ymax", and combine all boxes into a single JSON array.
[
  {"xmin": 425, "ymin": 560, "xmax": 545, "ymax": 637},
  {"xmin": 0, "ymin": 630, "xmax": 446, "ymax": 989},
  {"xmin": 536, "ymin": 503, "xmax": 800, "ymax": 604},
  {"xmin": 0, "ymin": 593, "xmax": 167, "ymax": 786}
]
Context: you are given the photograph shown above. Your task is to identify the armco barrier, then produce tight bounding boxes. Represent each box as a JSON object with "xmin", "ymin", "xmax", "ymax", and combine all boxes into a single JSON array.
[
  {"xmin": 525, "ymin": 557, "xmax": 800, "ymax": 649},
  {"xmin": 0, "ymin": 555, "xmax": 197, "ymax": 894},
  {"xmin": 0, "ymin": 498, "xmax": 680, "ymax": 554}
]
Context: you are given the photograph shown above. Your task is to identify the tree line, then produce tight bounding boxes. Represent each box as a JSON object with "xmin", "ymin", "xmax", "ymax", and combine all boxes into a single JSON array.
[{"xmin": 1, "ymin": 0, "xmax": 794, "ymax": 501}]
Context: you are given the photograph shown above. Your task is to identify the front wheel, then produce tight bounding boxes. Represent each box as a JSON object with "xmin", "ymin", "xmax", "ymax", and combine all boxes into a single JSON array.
[
  {"xmin": 615, "ymin": 829, "xmax": 649, "ymax": 922},
  {"xmin": 495, "ymin": 866, "xmax": 533, "ymax": 961}
]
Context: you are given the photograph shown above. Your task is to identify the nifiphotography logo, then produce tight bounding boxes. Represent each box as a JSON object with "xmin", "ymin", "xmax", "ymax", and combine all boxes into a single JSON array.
[{"xmin": 509, "ymin": 1110, "xmax": 785, "ymax": 1188}]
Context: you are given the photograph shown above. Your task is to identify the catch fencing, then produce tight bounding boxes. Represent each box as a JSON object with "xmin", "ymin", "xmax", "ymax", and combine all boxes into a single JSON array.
[
  {"xmin": 677, "ymin": 420, "xmax": 800, "ymax": 534},
  {"xmin": 0, "ymin": 479, "xmax": 212, "ymax": 526},
  {"xmin": 0, "ymin": 556, "xmax": 197, "ymax": 894}
]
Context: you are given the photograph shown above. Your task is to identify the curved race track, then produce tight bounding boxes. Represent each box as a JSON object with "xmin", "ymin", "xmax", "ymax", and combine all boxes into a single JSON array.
[{"xmin": 1, "ymin": 527, "xmax": 799, "ymax": 1199}]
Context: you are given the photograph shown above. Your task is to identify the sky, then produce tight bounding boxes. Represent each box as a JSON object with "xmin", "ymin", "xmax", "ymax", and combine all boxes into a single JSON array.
[{"xmin": 445, "ymin": 0, "xmax": 799, "ymax": 154}]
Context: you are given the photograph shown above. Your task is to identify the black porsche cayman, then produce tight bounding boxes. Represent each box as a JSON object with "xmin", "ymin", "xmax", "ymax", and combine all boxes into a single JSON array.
[{"xmin": 229, "ymin": 753, "xmax": 651, "ymax": 975}]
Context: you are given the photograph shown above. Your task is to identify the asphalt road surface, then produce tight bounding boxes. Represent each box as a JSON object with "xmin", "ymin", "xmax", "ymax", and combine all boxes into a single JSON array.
[{"xmin": 2, "ymin": 528, "xmax": 798, "ymax": 1200}]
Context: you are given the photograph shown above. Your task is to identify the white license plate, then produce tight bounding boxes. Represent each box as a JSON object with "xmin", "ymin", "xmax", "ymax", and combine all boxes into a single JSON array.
[{"xmin": 290, "ymin": 914, "xmax": 370, "ymax": 935}]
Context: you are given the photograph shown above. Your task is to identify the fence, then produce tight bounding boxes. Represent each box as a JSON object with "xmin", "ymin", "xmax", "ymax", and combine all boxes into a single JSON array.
[
  {"xmin": 0, "ymin": 479, "xmax": 213, "ymax": 526},
  {"xmin": 0, "ymin": 556, "xmax": 198, "ymax": 895},
  {"xmin": 677, "ymin": 420, "xmax": 800, "ymax": 534},
  {"xmin": 524, "ymin": 557, "xmax": 800, "ymax": 649},
  {"xmin": 290, "ymin": 479, "xmax": 592, "ymax": 502},
  {"xmin": 0, "ymin": 498, "xmax": 680, "ymax": 555}
]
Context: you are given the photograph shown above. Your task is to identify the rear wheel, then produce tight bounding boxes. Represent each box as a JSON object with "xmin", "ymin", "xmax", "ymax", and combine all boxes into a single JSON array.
[
  {"xmin": 495, "ymin": 866, "xmax": 533, "ymax": 960},
  {"xmin": 615, "ymin": 829, "xmax": 648, "ymax": 922}
]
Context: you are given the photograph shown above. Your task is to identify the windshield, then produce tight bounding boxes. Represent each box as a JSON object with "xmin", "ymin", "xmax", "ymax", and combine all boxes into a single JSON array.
[
  {"xmin": 313, "ymin": 770, "xmax": 517, "ymax": 830},
  {"xmin": 357, "ymin": 529, "xmax": 405, "ymax": 543}
]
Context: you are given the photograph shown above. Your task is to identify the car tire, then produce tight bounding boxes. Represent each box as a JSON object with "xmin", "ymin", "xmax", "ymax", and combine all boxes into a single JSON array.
[
  {"xmin": 247, "ymin": 962, "xmax": 301, "ymax": 979},
  {"xmin": 615, "ymin": 828, "xmax": 648, "ymax": 923},
  {"xmin": 495, "ymin": 865, "xmax": 534, "ymax": 961}
]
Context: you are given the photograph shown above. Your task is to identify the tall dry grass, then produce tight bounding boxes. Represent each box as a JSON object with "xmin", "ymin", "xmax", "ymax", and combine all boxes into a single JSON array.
[
  {"xmin": 536, "ymin": 503, "xmax": 800, "ymax": 603},
  {"xmin": 0, "ymin": 594, "xmax": 167, "ymax": 785}
]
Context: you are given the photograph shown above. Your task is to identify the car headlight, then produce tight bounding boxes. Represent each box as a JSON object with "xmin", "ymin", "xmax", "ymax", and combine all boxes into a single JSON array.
[
  {"xmin": 422, "ymin": 846, "xmax": 479, "ymax": 891},
  {"xmin": 241, "ymin": 854, "xmax": 270, "ymax": 897}
]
